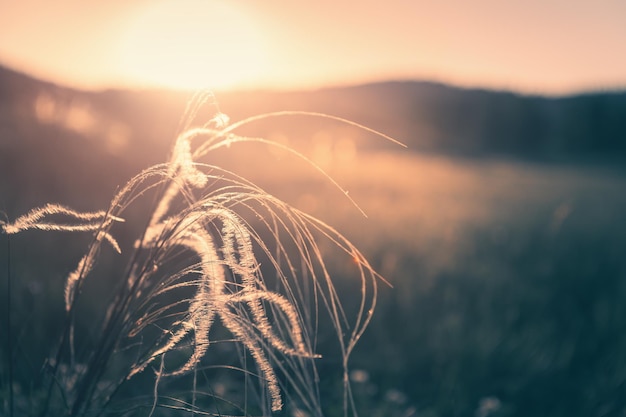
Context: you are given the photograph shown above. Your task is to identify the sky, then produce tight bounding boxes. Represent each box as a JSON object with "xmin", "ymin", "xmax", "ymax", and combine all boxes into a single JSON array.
[{"xmin": 1, "ymin": 0, "xmax": 626, "ymax": 94}]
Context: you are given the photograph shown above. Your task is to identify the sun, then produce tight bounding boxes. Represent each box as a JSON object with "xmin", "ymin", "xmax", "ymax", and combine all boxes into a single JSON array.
[{"xmin": 118, "ymin": 1, "xmax": 268, "ymax": 91}]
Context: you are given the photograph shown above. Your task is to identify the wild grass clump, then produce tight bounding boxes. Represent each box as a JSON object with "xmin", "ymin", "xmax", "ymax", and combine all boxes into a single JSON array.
[{"xmin": 1, "ymin": 92, "xmax": 402, "ymax": 416}]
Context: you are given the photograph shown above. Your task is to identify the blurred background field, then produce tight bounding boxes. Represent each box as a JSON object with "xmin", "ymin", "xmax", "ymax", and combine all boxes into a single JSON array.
[{"xmin": 1, "ymin": 64, "xmax": 626, "ymax": 416}]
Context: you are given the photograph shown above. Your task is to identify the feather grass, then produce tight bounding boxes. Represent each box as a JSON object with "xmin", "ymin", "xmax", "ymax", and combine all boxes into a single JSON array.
[{"xmin": 1, "ymin": 91, "xmax": 403, "ymax": 416}]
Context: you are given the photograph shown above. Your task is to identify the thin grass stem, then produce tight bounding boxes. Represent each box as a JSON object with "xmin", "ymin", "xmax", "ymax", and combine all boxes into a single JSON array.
[{"xmin": 6, "ymin": 231, "xmax": 13, "ymax": 417}]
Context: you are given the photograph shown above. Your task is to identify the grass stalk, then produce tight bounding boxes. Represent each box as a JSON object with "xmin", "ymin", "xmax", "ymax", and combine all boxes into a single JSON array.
[
  {"xmin": 6, "ymin": 232, "xmax": 13, "ymax": 417},
  {"xmin": 0, "ymin": 96, "xmax": 397, "ymax": 416}
]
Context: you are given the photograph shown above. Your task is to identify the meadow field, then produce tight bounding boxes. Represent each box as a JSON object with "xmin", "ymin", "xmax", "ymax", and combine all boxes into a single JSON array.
[
  {"xmin": 324, "ymin": 153, "xmax": 626, "ymax": 417},
  {"xmin": 224, "ymin": 146, "xmax": 626, "ymax": 416},
  {"xmin": 5, "ymin": 143, "xmax": 626, "ymax": 416},
  {"xmin": 2, "ymin": 68, "xmax": 626, "ymax": 416}
]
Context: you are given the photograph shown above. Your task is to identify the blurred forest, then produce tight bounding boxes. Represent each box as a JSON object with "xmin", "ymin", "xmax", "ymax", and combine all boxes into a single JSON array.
[{"xmin": 1, "ymin": 64, "xmax": 626, "ymax": 417}]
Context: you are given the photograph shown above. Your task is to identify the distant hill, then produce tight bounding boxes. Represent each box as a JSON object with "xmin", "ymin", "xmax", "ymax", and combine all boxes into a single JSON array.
[
  {"xmin": 1, "ymin": 64, "xmax": 625, "ymax": 214},
  {"xmin": 2, "ymin": 64, "xmax": 626, "ymax": 157},
  {"xmin": 217, "ymin": 81, "xmax": 626, "ymax": 160}
]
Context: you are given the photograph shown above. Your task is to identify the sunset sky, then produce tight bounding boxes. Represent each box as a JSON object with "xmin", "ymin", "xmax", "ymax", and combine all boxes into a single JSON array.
[{"xmin": 1, "ymin": 0, "xmax": 625, "ymax": 94}]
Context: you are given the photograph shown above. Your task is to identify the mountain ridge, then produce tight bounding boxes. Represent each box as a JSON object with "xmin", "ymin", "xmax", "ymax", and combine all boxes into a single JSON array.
[{"xmin": 2, "ymin": 63, "xmax": 626, "ymax": 160}]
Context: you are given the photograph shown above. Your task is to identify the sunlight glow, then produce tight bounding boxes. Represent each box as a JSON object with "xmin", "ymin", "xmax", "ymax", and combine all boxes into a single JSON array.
[{"xmin": 118, "ymin": 1, "xmax": 269, "ymax": 90}]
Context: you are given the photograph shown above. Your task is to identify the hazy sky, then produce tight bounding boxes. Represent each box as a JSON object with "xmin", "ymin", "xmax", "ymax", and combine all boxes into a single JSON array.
[{"xmin": 1, "ymin": 0, "xmax": 625, "ymax": 94}]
